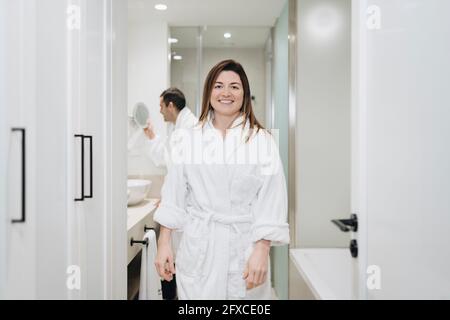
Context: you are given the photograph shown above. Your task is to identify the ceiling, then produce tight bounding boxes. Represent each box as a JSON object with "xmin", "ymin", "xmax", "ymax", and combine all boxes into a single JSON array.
[
  {"xmin": 128, "ymin": 0, "xmax": 287, "ymax": 26},
  {"xmin": 170, "ymin": 26, "xmax": 271, "ymax": 49}
]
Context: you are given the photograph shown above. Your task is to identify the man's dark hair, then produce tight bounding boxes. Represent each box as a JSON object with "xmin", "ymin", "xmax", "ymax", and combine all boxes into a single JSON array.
[{"xmin": 160, "ymin": 88, "xmax": 186, "ymax": 111}]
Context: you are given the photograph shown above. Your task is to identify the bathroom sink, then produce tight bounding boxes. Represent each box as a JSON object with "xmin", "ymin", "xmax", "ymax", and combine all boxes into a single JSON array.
[{"xmin": 127, "ymin": 179, "xmax": 152, "ymax": 206}]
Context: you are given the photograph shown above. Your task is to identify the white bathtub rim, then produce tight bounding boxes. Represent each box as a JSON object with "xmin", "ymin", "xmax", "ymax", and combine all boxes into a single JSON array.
[{"xmin": 290, "ymin": 248, "xmax": 352, "ymax": 300}]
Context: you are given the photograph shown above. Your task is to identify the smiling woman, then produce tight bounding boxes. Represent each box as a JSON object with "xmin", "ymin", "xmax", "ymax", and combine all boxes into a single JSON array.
[{"xmin": 153, "ymin": 60, "xmax": 289, "ymax": 300}]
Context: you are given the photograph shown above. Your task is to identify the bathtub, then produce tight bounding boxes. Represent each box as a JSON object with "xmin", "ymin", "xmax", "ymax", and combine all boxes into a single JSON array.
[{"xmin": 289, "ymin": 248, "xmax": 353, "ymax": 300}]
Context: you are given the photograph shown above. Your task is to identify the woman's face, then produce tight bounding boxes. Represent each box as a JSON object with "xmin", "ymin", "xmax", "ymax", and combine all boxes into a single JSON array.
[{"xmin": 210, "ymin": 71, "xmax": 244, "ymax": 117}]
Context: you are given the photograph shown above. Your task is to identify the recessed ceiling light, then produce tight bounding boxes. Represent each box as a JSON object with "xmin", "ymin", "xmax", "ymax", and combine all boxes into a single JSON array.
[
  {"xmin": 168, "ymin": 38, "xmax": 179, "ymax": 44},
  {"xmin": 224, "ymin": 32, "xmax": 232, "ymax": 39},
  {"xmin": 154, "ymin": 4, "xmax": 167, "ymax": 11},
  {"xmin": 173, "ymin": 55, "xmax": 183, "ymax": 61}
]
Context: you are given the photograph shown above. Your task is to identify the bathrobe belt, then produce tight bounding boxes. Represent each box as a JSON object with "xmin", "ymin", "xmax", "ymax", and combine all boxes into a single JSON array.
[
  {"xmin": 181, "ymin": 208, "xmax": 253, "ymax": 288},
  {"xmin": 187, "ymin": 208, "xmax": 252, "ymax": 233}
]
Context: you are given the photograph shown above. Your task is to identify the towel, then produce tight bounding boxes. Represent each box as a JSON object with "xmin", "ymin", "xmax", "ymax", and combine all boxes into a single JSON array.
[{"xmin": 139, "ymin": 230, "xmax": 162, "ymax": 300}]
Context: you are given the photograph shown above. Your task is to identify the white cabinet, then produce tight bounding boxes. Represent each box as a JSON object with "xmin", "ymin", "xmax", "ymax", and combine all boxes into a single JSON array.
[
  {"xmin": 127, "ymin": 199, "xmax": 159, "ymax": 264},
  {"xmin": 0, "ymin": 0, "xmax": 127, "ymax": 299},
  {"xmin": 126, "ymin": 199, "xmax": 159, "ymax": 300}
]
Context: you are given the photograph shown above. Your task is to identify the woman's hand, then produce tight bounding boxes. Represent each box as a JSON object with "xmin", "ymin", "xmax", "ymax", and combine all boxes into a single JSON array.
[
  {"xmin": 155, "ymin": 226, "xmax": 175, "ymax": 281},
  {"xmin": 243, "ymin": 240, "xmax": 271, "ymax": 290}
]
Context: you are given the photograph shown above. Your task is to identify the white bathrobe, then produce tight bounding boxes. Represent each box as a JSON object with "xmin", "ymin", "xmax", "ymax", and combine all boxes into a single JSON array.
[
  {"xmin": 153, "ymin": 115, "xmax": 289, "ymax": 300},
  {"xmin": 146, "ymin": 107, "xmax": 198, "ymax": 168}
]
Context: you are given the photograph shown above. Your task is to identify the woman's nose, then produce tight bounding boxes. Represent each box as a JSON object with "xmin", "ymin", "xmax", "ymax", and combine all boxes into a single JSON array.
[{"xmin": 222, "ymin": 87, "xmax": 231, "ymax": 96}]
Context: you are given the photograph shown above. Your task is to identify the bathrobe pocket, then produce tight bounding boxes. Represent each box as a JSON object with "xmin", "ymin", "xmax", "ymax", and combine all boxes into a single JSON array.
[
  {"xmin": 176, "ymin": 220, "xmax": 208, "ymax": 278},
  {"xmin": 227, "ymin": 233, "xmax": 252, "ymax": 298},
  {"xmin": 230, "ymin": 173, "xmax": 264, "ymax": 206}
]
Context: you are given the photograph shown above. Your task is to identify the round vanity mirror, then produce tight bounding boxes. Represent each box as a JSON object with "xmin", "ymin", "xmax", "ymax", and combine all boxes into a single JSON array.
[{"xmin": 132, "ymin": 102, "xmax": 149, "ymax": 128}]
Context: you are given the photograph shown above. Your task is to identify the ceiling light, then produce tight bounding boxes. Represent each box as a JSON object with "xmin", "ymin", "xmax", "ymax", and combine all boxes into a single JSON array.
[
  {"xmin": 154, "ymin": 4, "xmax": 167, "ymax": 11},
  {"xmin": 173, "ymin": 55, "xmax": 183, "ymax": 61},
  {"xmin": 224, "ymin": 32, "xmax": 232, "ymax": 39},
  {"xmin": 168, "ymin": 38, "xmax": 179, "ymax": 44}
]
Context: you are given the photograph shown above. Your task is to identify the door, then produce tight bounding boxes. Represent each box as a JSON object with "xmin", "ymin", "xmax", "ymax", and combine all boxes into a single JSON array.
[
  {"xmin": 353, "ymin": 0, "xmax": 450, "ymax": 299},
  {"xmin": 0, "ymin": 0, "xmax": 128, "ymax": 299},
  {"xmin": 68, "ymin": 0, "xmax": 106, "ymax": 299},
  {"xmin": 0, "ymin": 0, "xmax": 6, "ymax": 298},
  {"xmin": 68, "ymin": 0, "xmax": 128, "ymax": 299},
  {"xmin": 1, "ymin": 0, "xmax": 38, "ymax": 299}
]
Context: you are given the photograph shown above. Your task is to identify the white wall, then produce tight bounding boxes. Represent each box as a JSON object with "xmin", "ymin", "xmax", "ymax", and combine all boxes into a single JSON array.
[
  {"xmin": 108, "ymin": 0, "xmax": 128, "ymax": 299},
  {"xmin": 170, "ymin": 48, "xmax": 198, "ymax": 115},
  {"xmin": 128, "ymin": 19, "xmax": 170, "ymax": 176},
  {"xmin": 171, "ymin": 47, "xmax": 267, "ymax": 126},
  {"xmin": 296, "ymin": 0, "xmax": 351, "ymax": 248}
]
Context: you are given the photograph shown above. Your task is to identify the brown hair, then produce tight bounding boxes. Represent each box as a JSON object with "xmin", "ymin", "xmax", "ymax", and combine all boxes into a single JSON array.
[
  {"xmin": 199, "ymin": 60, "xmax": 263, "ymax": 132},
  {"xmin": 160, "ymin": 87, "xmax": 186, "ymax": 111}
]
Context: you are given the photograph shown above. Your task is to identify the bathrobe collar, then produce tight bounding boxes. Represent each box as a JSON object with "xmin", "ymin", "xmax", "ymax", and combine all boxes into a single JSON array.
[{"xmin": 204, "ymin": 111, "xmax": 250, "ymax": 134}]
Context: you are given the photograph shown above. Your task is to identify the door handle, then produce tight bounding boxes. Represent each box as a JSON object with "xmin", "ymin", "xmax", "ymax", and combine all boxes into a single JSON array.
[
  {"xmin": 11, "ymin": 128, "xmax": 26, "ymax": 223},
  {"xmin": 331, "ymin": 214, "xmax": 358, "ymax": 232},
  {"xmin": 350, "ymin": 239, "xmax": 358, "ymax": 258},
  {"xmin": 84, "ymin": 135, "xmax": 93, "ymax": 199},
  {"xmin": 74, "ymin": 134, "xmax": 93, "ymax": 201},
  {"xmin": 74, "ymin": 135, "xmax": 85, "ymax": 201}
]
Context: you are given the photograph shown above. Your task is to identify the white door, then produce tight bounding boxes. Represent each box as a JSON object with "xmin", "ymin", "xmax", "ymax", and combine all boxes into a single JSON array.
[
  {"xmin": 353, "ymin": 0, "xmax": 450, "ymax": 299},
  {"xmin": 0, "ymin": 0, "xmax": 128, "ymax": 299},
  {"xmin": 1, "ymin": 0, "xmax": 38, "ymax": 299},
  {"xmin": 0, "ymin": 0, "xmax": 74, "ymax": 299},
  {"xmin": 68, "ymin": 0, "xmax": 105, "ymax": 299},
  {"xmin": 68, "ymin": 0, "xmax": 128, "ymax": 299},
  {"xmin": 0, "ymin": 0, "xmax": 7, "ymax": 298}
]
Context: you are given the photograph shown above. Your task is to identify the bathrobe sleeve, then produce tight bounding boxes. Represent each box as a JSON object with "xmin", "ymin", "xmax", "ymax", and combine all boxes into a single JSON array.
[
  {"xmin": 152, "ymin": 163, "xmax": 187, "ymax": 230},
  {"xmin": 250, "ymin": 132, "xmax": 290, "ymax": 246}
]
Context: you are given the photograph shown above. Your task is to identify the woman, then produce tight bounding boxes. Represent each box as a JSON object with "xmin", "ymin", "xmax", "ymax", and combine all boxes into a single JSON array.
[{"xmin": 153, "ymin": 59, "xmax": 289, "ymax": 300}]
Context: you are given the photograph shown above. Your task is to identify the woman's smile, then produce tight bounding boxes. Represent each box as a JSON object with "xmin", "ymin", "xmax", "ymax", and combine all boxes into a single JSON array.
[{"xmin": 218, "ymin": 99, "xmax": 234, "ymax": 105}]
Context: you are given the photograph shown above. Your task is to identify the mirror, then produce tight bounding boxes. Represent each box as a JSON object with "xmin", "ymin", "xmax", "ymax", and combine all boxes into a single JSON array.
[
  {"xmin": 132, "ymin": 102, "xmax": 149, "ymax": 128},
  {"xmin": 128, "ymin": 102, "xmax": 149, "ymax": 151},
  {"xmin": 170, "ymin": 26, "xmax": 270, "ymax": 124}
]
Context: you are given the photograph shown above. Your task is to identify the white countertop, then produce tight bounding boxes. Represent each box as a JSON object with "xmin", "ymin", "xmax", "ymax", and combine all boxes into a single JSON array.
[{"xmin": 127, "ymin": 198, "xmax": 159, "ymax": 231}]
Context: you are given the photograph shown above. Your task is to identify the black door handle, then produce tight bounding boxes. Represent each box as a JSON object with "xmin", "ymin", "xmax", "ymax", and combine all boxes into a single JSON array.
[
  {"xmin": 350, "ymin": 239, "xmax": 358, "ymax": 258},
  {"xmin": 84, "ymin": 135, "xmax": 93, "ymax": 199},
  {"xmin": 74, "ymin": 135, "xmax": 85, "ymax": 201},
  {"xmin": 11, "ymin": 128, "xmax": 26, "ymax": 223},
  {"xmin": 331, "ymin": 214, "xmax": 358, "ymax": 232},
  {"xmin": 74, "ymin": 134, "xmax": 93, "ymax": 201}
]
